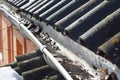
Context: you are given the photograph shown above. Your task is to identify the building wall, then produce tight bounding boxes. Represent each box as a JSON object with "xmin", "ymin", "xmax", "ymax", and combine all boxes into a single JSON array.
[{"xmin": 0, "ymin": 13, "xmax": 38, "ymax": 66}]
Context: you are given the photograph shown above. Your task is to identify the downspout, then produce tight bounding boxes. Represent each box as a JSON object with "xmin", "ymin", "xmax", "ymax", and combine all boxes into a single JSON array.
[{"xmin": 0, "ymin": 4, "xmax": 73, "ymax": 80}]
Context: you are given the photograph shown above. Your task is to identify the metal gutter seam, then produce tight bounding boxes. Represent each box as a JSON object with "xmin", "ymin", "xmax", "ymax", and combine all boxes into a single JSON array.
[{"xmin": 0, "ymin": 4, "xmax": 73, "ymax": 80}]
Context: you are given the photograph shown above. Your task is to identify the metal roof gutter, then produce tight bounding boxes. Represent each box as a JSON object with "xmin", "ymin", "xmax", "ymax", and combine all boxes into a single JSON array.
[{"xmin": 0, "ymin": 3, "xmax": 73, "ymax": 80}]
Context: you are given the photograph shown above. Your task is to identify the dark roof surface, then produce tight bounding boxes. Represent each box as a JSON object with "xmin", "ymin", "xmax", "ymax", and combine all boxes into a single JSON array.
[
  {"xmin": 4, "ymin": 50, "xmax": 90, "ymax": 80},
  {"xmin": 4, "ymin": 50, "xmax": 65, "ymax": 80},
  {"xmin": 6, "ymin": 0, "xmax": 120, "ymax": 71}
]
